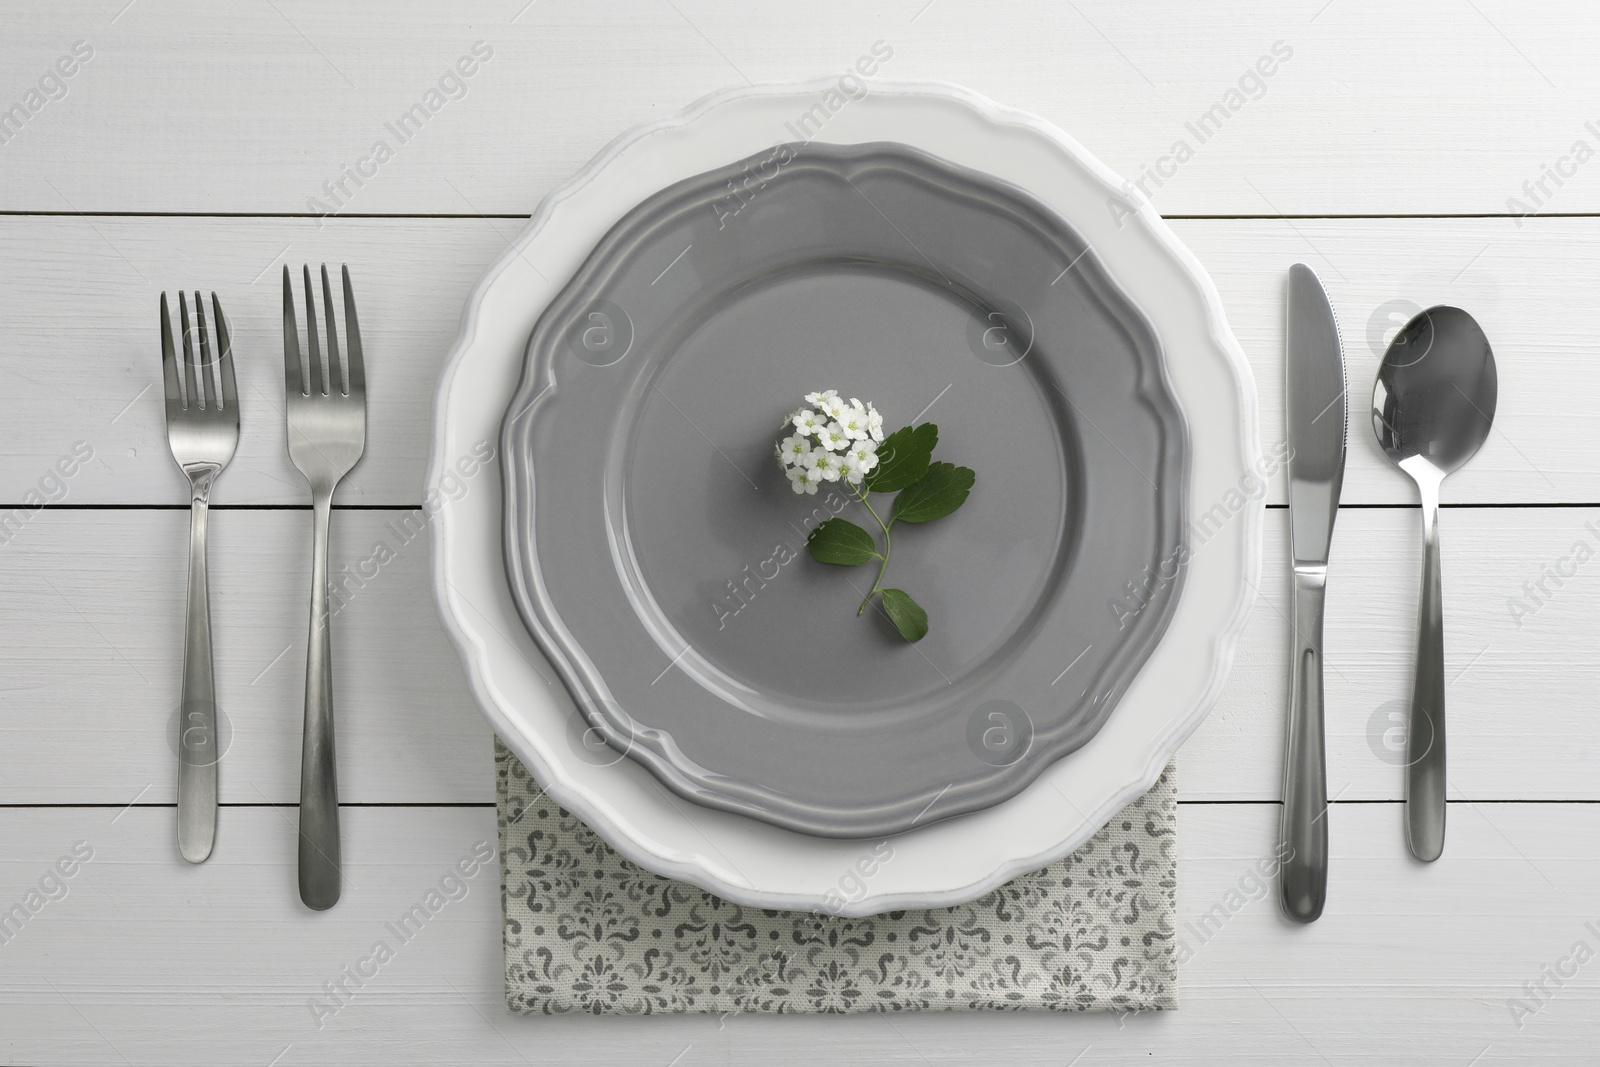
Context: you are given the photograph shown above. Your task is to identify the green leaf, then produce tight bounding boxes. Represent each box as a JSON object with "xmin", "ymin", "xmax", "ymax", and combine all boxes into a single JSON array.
[
  {"xmin": 879, "ymin": 588, "xmax": 929, "ymax": 642},
  {"xmin": 865, "ymin": 423, "xmax": 938, "ymax": 493},
  {"xmin": 893, "ymin": 462, "xmax": 976, "ymax": 524},
  {"xmin": 806, "ymin": 518, "xmax": 878, "ymax": 566}
]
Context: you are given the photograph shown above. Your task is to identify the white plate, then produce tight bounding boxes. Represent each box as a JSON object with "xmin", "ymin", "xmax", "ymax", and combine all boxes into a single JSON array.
[{"xmin": 428, "ymin": 80, "xmax": 1262, "ymax": 916}]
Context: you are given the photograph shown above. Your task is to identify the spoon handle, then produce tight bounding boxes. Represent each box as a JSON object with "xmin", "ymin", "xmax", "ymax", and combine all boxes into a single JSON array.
[
  {"xmin": 1407, "ymin": 472, "xmax": 1447, "ymax": 861},
  {"xmin": 1280, "ymin": 568, "xmax": 1330, "ymax": 922}
]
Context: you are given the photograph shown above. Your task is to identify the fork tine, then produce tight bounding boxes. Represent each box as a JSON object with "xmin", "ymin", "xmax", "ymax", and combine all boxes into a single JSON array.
[
  {"xmin": 178, "ymin": 290, "xmax": 198, "ymax": 411},
  {"xmin": 160, "ymin": 293, "xmax": 182, "ymax": 409},
  {"xmin": 320, "ymin": 265, "xmax": 344, "ymax": 397},
  {"xmin": 341, "ymin": 265, "xmax": 364, "ymax": 395},
  {"xmin": 212, "ymin": 293, "xmax": 238, "ymax": 413},
  {"xmin": 303, "ymin": 265, "xmax": 324, "ymax": 396},
  {"xmin": 193, "ymin": 291, "xmax": 216, "ymax": 411},
  {"xmin": 282, "ymin": 265, "xmax": 303, "ymax": 396}
]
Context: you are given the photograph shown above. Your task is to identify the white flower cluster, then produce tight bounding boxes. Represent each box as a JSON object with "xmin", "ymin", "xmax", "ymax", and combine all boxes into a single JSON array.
[{"xmin": 777, "ymin": 389, "xmax": 884, "ymax": 494}]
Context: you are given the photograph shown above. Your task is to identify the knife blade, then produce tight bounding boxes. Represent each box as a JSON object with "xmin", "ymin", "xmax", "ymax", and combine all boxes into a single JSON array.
[{"xmin": 1279, "ymin": 262, "xmax": 1347, "ymax": 923}]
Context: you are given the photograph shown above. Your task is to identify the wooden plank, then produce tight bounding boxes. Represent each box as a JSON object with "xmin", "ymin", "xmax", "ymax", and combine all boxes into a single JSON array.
[
  {"xmin": 0, "ymin": 214, "xmax": 1593, "ymax": 506},
  {"xmin": 0, "ymin": 803, "xmax": 1594, "ymax": 1065},
  {"xmin": 1176, "ymin": 216, "xmax": 1600, "ymax": 508},
  {"xmin": 2, "ymin": 2, "xmax": 1599, "ymax": 216},
  {"xmin": 0, "ymin": 509, "xmax": 495, "ymax": 805},
  {"xmin": 1185, "ymin": 504, "xmax": 1600, "ymax": 802},
  {"xmin": 2, "ymin": 506, "xmax": 1597, "ymax": 804},
  {"xmin": 0, "ymin": 217, "xmax": 506, "ymax": 508}
]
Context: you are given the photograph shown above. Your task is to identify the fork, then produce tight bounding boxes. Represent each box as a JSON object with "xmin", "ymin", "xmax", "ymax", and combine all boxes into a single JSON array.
[
  {"xmin": 160, "ymin": 291, "xmax": 239, "ymax": 864},
  {"xmin": 283, "ymin": 264, "xmax": 366, "ymax": 910}
]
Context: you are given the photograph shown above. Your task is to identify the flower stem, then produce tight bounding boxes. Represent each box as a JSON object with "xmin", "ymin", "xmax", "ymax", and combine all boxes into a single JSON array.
[{"xmin": 852, "ymin": 483, "xmax": 894, "ymax": 616}]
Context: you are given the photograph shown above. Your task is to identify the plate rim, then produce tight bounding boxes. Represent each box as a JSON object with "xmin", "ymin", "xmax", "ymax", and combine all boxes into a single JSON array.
[{"xmin": 427, "ymin": 77, "xmax": 1262, "ymax": 915}]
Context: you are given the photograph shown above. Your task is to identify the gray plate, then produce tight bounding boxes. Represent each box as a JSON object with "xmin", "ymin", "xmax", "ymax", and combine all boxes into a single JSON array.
[{"xmin": 501, "ymin": 142, "xmax": 1188, "ymax": 838}]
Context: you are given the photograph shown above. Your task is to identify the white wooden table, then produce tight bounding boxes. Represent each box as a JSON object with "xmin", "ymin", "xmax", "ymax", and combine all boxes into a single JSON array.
[{"xmin": 4, "ymin": 2, "xmax": 1599, "ymax": 1063}]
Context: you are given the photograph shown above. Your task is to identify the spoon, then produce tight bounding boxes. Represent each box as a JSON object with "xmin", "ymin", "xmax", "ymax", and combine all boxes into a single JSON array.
[{"xmin": 1372, "ymin": 306, "xmax": 1497, "ymax": 862}]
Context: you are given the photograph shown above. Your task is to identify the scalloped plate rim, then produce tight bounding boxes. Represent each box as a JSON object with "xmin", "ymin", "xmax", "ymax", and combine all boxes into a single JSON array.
[{"xmin": 427, "ymin": 78, "xmax": 1262, "ymax": 916}]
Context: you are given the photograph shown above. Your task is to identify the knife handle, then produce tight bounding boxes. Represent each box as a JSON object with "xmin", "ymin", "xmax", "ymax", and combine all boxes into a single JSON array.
[{"xmin": 1280, "ymin": 567, "xmax": 1329, "ymax": 923}]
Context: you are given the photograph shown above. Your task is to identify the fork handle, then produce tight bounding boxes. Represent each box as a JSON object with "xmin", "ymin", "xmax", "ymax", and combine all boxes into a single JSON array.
[
  {"xmin": 177, "ymin": 479, "xmax": 219, "ymax": 863},
  {"xmin": 298, "ymin": 490, "xmax": 341, "ymax": 909}
]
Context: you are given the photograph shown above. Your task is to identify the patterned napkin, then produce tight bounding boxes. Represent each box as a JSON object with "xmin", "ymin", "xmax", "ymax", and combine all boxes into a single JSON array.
[{"xmin": 496, "ymin": 739, "xmax": 1177, "ymax": 1014}]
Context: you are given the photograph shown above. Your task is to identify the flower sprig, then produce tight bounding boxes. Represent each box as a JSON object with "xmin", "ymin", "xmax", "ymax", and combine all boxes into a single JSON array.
[
  {"xmin": 777, "ymin": 389, "xmax": 884, "ymax": 495},
  {"xmin": 776, "ymin": 389, "xmax": 975, "ymax": 643}
]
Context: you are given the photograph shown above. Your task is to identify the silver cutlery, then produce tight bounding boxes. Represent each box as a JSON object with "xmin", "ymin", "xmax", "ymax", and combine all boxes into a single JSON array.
[
  {"xmin": 1373, "ymin": 306, "xmax": 1496, "ymax": 861},
  {"xmin": 1280, "ymin": 263, "xmax": 1347, "ymax": 923},
  {"xmin": 283, "ymin": 264, "xmax": 367, "ymax": 910},
  {"xmin": 160, "ymin": 291, "xmax": 239, "ymax": 864}
]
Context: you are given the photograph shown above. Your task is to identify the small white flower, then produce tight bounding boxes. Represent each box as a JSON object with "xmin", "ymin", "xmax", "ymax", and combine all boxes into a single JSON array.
[
  {"xmin": 788, "ymin": 464, "xmax": 822, "ymax": 494},
  {"xmin": 778, "ymin": 434, "xmax": 812, "ymax": 466},
  {"xmin": 844, "ymin": 439, "xmax": 879, "ymax": 478},
  {"xmin": 812, "ymin": 450, "xmax": 843, "ymax": 481},
  {"xmin": 866, "ymin": 404, "xmax": 884, "ymax": 442},
  {"xmin": 837, "ymin": 405, "xmax": 870, "ymax": 441},
  {"xmin": 792, "ymin": 409, "xmax": 824, "ymax": 435},
  {"xmin": 820, "ymin": 394, "xmax": 851, "ymax": 420},
  {"xmin": 804, "ymin": 389, "xmax": 839, "ymax": 406},
  {"xmin": 816, "ymin": 422, "xmax": 848, "ymax": 451}
]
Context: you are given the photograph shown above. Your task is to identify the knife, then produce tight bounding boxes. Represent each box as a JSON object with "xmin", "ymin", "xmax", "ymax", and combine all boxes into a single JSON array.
[{"xmin": 1279, "ymin": 263, "xmax": 1347, "ymax": 924}]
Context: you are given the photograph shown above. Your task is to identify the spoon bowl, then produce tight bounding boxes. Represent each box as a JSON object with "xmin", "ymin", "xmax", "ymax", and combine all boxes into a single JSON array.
[
  {"xmin": 1372, "ymin": 305, "xmax": 1497, "ymax": 862},
  {"xmin": 1374, "ymin": 307, "xmax": 1498, "ymax": 474}
]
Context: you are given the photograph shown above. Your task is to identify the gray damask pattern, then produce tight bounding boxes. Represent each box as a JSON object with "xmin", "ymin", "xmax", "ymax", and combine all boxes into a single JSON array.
[{"xmin": 497, "ymin": 739, "xmax": 1176, "ymax": 1014}]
